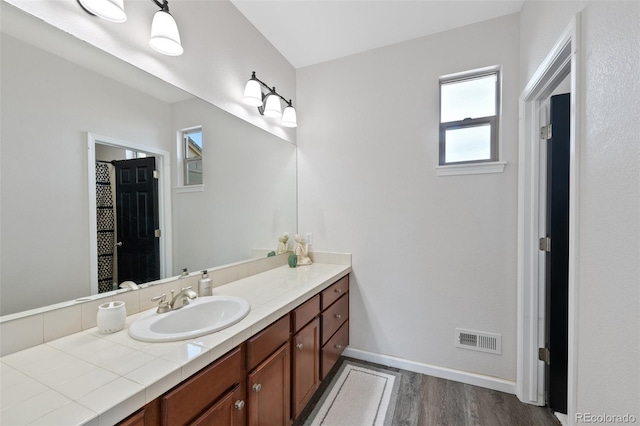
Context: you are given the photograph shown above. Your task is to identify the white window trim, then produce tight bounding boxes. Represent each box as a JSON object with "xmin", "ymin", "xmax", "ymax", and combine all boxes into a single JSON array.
[{"xmin": 436, "ymin": 160, "xmax": 507, "ymax": 176}]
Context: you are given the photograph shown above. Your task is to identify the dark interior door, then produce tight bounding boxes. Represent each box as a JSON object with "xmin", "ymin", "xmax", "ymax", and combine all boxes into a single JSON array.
[
  {"xmin": 544, "ymin": 93, "xmax": 570, "ymax": 414},
  {"xmin": 114, "ymin": 157, "xmax": 160, "ymax": 284}
]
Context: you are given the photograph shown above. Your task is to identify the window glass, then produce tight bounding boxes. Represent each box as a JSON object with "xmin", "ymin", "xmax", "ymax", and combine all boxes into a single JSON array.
[
  {"xmin": 445, "ymin": 125, "xmax": 491, "ymax": 163},
  {"xmin": 441, "ymin": 74, "xmax": 496, "ymax": 122},
  {"xmin": 183, "ymin": 128, "xmax": 203, "ymax": 185}
]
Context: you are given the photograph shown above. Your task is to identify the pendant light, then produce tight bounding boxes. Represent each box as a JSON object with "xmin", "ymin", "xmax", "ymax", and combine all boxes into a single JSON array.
[
  {"xmin": 77, "ymin": 0, "xmax": 127, "ymax": 23},
  {"xmin": 243, "ymin": 73, "xmax": 263, "ymax": 107},
  {"xmin": 149, "ymin": 5, "xmax": 183, "ymax": 56},
  {"xmin": 281, "ymin": 102, "xmax": 298, "ymax": 128},
  {"xmin": 263, "ymin": 90, "xmax": 282, "ymax": 118}
]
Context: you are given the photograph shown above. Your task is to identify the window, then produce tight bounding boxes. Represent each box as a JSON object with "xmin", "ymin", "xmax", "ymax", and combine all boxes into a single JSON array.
[
  {"xmin": 183, "ymin": 128, "xmax": 203, "ymax": 185},
  {"xmin": 439, "ymin": 69, "xmax": 499, "ymax": 165}
]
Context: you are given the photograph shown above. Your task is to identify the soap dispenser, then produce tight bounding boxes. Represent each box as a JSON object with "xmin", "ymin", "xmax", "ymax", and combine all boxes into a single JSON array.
[{"xmin": 198, "ymin": 270, "xmax": 212, "ymax": 296}]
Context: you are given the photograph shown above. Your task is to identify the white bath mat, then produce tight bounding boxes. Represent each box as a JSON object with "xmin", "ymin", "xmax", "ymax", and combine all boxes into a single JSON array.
[{"xmin": 304, "ymin": 361, "xmax": 400, "ymax": 426}]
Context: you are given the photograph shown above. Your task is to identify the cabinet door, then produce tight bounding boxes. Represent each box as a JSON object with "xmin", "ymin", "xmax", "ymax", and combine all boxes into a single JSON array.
[
  {"xmin": 292, "ymin": 317, "xmax": 320, "ymax": 420},
  {"xmin": 248, "ymin": 342, "xmax": 291, "ymax": 426},
  {"xmin": 191, "ymin": 383, "xmax": 246, "ymax": 426}
]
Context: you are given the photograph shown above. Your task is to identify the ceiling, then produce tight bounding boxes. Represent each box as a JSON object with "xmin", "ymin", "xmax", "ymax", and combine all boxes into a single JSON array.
[{"xmin": 230, "ymin": 0, "xmax": 525, "ymax": 69}]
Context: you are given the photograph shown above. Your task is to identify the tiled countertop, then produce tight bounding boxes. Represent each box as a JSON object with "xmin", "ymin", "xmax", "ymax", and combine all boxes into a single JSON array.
[{"xmin": 0, "ymin": 262, "xmax": 351, "ymax": 426}]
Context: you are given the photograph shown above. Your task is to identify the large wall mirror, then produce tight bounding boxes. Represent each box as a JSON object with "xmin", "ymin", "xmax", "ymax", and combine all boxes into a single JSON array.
[{"xmin": 0, "ymin": 3, "xmax": 297, "ymax": 316}]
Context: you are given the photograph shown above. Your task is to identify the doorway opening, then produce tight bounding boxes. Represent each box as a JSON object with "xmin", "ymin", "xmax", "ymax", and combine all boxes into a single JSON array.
[
  {"xmin": 87, "ymin": 133, "xmax": 172, "ymax": 295},
  {"xmin": 516, "ymin": 13, "xmax": 580, "ymax": 422}
]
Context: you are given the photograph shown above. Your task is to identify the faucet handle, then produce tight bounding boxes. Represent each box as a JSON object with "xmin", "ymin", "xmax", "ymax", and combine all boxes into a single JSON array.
[
  {"xmin": 181, "ymin": 286, "xmax": 193, "ymax": 292},
  {"xmin": 152, "ymin": 294, "xmax": 171, "ymax": 313},
  {"xmin": 151, "ymin": 294, "xmax": 166, "ymax": 303}
]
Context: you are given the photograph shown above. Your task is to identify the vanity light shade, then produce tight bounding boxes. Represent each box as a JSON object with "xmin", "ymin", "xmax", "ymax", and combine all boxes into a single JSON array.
[
  {"xmin": 243, "ymin": 80, "xmax": 263, "ymax": 107},
  {"xmin": 78, "ymin": 0, "xmax": 126, "ymax": 22},
  {"xmin": 149, "ymin": 10, "xmax": 184, "ymax": 56},
  {"xmin": 281, "ymin": 106, "xmax": 297, "ymax": 128},
  {"xmin": 263, "ymin": 93, "xmax": 282, "ymax": 118}
]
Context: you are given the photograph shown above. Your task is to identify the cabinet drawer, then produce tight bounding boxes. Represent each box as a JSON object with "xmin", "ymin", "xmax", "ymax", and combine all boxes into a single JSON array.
[
  {"xmin": 321, "ymin": 275, "xmax": 349, "ymax": 310},
  {"xmin": 247, "ymin": 315, "xmax": 290, "ymax": 371},
  {"xmin": 321, "ymin": 293, "xmax": 348, "ymax": 346},
  {"xmin": 321, "ymin": 320, "xmax": 349, "ymax": 380},
  {"xmin": 162, "ymin": 346, "xmax": 243, "ymax": 426},
  {"xmin": 292, "ymin": 295, "xmax": 320, "ymax": 333}
]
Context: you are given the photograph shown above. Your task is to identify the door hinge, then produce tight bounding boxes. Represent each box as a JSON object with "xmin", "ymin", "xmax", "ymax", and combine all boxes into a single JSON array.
[
  {"xmin": 539, "ymin": 236, "xmax": 551, "ymax": 252},
  {"xmin": 153, "ymin": 170, "xmax": 159, "ymax": 179},
  {"xmin": 540, "ymin": 124, "xmax": 552, "ymax": 140},
  {"xmin": 539, "ymin": 347, "xmax": 551, "ymax": 365},
  {"xmin": 154, "ymin": 229, "xmax": 161, "ymax": 238}
]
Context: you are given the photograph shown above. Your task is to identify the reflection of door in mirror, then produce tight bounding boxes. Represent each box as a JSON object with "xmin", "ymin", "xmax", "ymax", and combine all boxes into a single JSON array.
[
  {"xmin": 94, "ymin": 142, "xmax": 164, "ymax": 292},
  {"xmin": 114, "ymin": 158, "xmax": 160, "ymax": 286}
]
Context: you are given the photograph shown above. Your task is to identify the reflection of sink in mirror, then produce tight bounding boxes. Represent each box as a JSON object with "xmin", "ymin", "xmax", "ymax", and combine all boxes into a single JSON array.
[{"xmin": 128, "ymin": 296, "xmax": 250, "ymax": 342}]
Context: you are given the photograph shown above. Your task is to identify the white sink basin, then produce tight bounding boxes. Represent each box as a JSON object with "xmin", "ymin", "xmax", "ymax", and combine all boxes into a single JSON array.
[{"xmin": 129, "ymin": 295, "xmax": 250, "ymax": 342}]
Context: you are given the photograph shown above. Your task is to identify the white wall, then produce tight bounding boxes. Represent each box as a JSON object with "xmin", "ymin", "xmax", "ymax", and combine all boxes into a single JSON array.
[
  {"xmin": 297, "ymin": 14, "xmax": 520, "ymax": 381},
  {"xmin": 0, "ymin": 34, "xmax": 172, "ymax": 314},
  {"xmin": 4, "ymin": 0, "xmax": 297, "ymax": 144},
  {"xmin": 171, "ymin": 97, "xmax": 297, "ymax": 273},
  {"xmin": 520, "ymin": 0, "xmax": 639, "ymax": 418}
]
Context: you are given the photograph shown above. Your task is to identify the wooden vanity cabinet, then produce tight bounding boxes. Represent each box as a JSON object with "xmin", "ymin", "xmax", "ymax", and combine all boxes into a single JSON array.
[
  {"xmin": 161, "ymin": 346, "xmax": 245, "ymax": 426},
  {"xmin": 291, "ymin": 296, "xmax": 321, "ymax": 419},
  {"xmin": 118, "ymin": 274, "xmax": 350, "ymax": 426},
  {"xmin": 247, "ymin": 315, "xmax": 291, "ymax": 426},
  {"xmin": 320, "ymin": 276, "xmax": 349, "ymax": 379}
]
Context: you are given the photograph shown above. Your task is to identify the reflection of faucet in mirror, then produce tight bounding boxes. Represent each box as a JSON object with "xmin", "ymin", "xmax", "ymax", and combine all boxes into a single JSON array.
[
  {"xmin": 119, "ymin": 281, "xmax": 140, "ymax": 290},
  {"xmin": 169, "ymin": 286, "xmax": 198, "ymax": 310}
]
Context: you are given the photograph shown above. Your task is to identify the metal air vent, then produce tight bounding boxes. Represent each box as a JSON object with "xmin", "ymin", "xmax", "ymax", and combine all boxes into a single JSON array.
[{"xmin": 455, "ymin": 328, "xmax": 501, "ymax": 355}]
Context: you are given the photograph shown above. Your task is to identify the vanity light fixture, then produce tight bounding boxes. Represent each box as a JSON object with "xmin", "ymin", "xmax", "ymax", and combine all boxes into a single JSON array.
[
  {"xmin": 242, "ymin": 72, "xmax": 297, "ymax": 128},
  {"xmin": 77, "ymin": 0, "xmax": 183, "ymax": 56},
  {"xmin": 77, "ymin": 0, "xmax": 126, "ymax": 22}
]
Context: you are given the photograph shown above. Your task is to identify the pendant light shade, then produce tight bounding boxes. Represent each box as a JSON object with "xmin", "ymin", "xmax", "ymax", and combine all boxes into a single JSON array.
[
  {"xmin": 149, "ymin": 10, "xmax": 183, "ymax": 56},
  {"xmin": 281, "ymin": 105, "xmax": 297, "ymax": 128},
  {"xmin": 78, "ymin": 0, "xmax": 126, "ymax": 22},
  {"xmin": 243, "ymin": 79, "xmax": 263, "ymax": 107},
  {"xmin": 263, "ymin": 93, "xmax": 282, "ymax": 118}
]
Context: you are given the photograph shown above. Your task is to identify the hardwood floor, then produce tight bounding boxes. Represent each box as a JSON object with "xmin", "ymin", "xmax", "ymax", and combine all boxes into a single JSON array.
[{"xmin": 296, "ymin": 357, "xmax": 560, "ymax": 426}]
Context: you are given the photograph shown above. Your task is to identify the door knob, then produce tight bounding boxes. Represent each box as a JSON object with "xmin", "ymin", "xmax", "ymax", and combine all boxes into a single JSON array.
[
  {"xmin": 335, "ymin": 313, "xmax": 342, "ymax": 319},
  {"xmin": 296, "ymin": 343, "xmax": 303, "ymax": 350},
  {"xmin": 334, "ymin": 288, "xmax": 342, "ymax": 294},
  {"xmin": 116, "ymin": 242, "xmax": 123, "ymax": 247},
  {"xmin": 335, "ymin": 344, "xmax": 342, "ymax": 350},
  {"xmin": 234, "ymin": 400, "xmax": 245, "ymax": 410},
  {"xmin": 252, "ymin": 383, "xmax": 262, "ymax": 392}
]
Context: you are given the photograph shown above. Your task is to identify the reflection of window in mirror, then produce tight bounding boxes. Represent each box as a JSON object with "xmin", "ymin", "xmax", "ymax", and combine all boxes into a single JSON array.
[{"xmin": 181, "ymin": 127, "xmax": 203, "ymax": 186}]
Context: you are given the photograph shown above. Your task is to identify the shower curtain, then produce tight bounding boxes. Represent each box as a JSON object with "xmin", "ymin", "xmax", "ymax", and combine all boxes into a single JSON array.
[{"xmin": 96, "ymin": 162, "xmax": 116, "ymax": 293}]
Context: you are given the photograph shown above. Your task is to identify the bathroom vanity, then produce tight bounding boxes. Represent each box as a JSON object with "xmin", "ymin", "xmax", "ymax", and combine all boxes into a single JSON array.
[
  {"xmin": 0, "ymin": 260, "xmax": 351, "ymax": 425},
  {"xmin": 118, "ymin": 274, "xmax": 350, "ymax": 425}
]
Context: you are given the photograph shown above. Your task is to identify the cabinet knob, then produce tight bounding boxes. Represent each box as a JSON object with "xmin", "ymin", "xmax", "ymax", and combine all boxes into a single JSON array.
[
  {"xmin": 234, "ymin": 400, "xmax": 245, "ymax": 410},
  {"xmin": 252, "ymin": 383, "xmax": 262, "ymax": 392},
  {"xmin": 335, "ymin": 344, "xmax": 342, "ymax": 350},
  {"xmin": 296, "ymin": 343, "xmax": 304, "ymax": 351},
  {"xmin": 334, "ymin": 288, "xmax": 342, "ymax": 294},
  {"xmin": 335, "ymin": 313, "xmax": 342, "ymax": 319}
]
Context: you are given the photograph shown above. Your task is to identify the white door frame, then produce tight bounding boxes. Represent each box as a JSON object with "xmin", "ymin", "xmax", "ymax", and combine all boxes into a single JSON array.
[
  {"xmin": 87, "ymin": 133, "xmax": 173, "ymax": 295},
  {"xmin": 517, "ymin": 13, "xmax": 580, "ymax": 421}
]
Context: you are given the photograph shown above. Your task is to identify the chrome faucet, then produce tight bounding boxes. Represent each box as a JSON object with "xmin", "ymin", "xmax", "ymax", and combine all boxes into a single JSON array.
[{"xmin": 169, "ymin": 286, "xmax": 198, "ymax": 310}]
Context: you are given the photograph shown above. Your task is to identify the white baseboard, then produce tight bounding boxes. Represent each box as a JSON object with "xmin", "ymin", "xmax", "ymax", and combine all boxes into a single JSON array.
[{"xmin": 342, "ymin": 347, "xmax": 516, "ymax": 395}]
